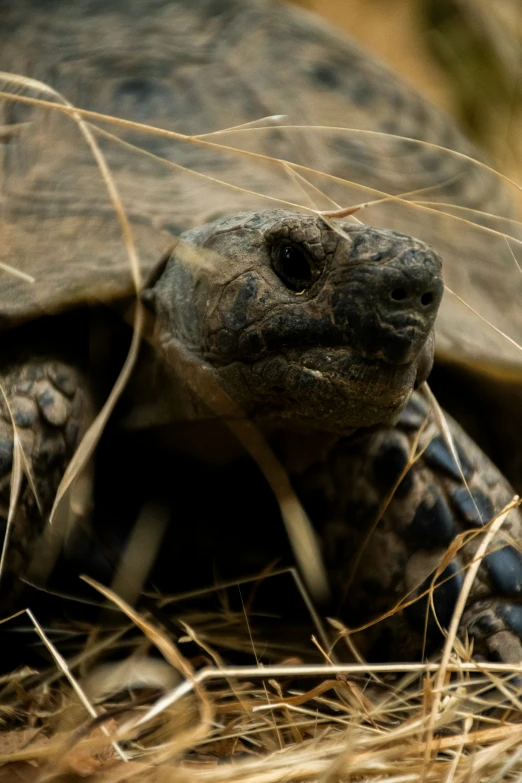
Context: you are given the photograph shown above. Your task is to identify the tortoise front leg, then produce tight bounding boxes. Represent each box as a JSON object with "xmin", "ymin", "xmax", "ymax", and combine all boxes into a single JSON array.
[
  {"xmin": 296, "ymin": 391, "xmax": 522, "ymax": 662},
  {"xmin": 0, "ymin": 358, "xmax": 93, "ymax": 602}
]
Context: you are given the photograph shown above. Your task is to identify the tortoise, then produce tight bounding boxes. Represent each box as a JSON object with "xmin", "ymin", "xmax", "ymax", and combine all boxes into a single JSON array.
[{"xmin": 0, "ymin": 0, "xmax": 522, "ymax": 664}]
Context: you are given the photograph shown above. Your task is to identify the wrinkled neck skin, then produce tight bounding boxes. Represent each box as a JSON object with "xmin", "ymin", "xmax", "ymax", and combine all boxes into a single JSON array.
[
  {"xmin": 138, "ymin": 322, "xmax": 416, "ymax": 473},
  {"xmin": 133, "ymin": 343, "xmax": 413, "ymax": 474},
  {"xmin": 131, "ymin": 338, "xmax": 373, "ymax": 471}
]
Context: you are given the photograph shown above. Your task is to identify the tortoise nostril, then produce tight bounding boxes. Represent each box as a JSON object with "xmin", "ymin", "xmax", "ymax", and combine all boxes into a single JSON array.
[
  {"xmin": 390, "ymin": 288, "xmax": 435, "ymax": 306},
  {"xmin": 391, "ymin": 287, "xmax": 407, "ymax": 301}
]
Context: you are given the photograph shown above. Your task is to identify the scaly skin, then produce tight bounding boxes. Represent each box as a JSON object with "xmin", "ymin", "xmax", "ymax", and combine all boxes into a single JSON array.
[{"xmin": 296, "ymin": 391, "xmax": 522, "ymax": 661}]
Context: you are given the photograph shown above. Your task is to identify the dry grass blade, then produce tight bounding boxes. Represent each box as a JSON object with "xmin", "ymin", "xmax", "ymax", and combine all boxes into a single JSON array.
[
  {"xmin": 157, "ymin": 565, "xmax": 333, "ymax": 661},
  {"xmin": 82, "ymin": 575, "xmax": 215, "ymax": 756},
  {"xmin": 0, "ymin": 74, "xmax": 141, "ymax": 290},
  {"xmin": 320, "ymin": 174, "xmax": 472, "ymax": 220},
  {"xmin": 343, "ymin": 413, "xmax": 432, "ymax": 598},
  {"xmin": 3, "ymin": 639, "xmax": 522, "ymax": 781},
  {"xmin": 423, "ymin": 384, "xmax": 484, "ymax": 525},
  {"xmin": 0, "ymin": 384, "xmax": 43, "ymax": 583},
  {"xmin": 118, "ymin": 659, "xmax": 522, "ymax": 738},
  {"xmin": 158, "ymin": 339, "xmax": 330, "ymax": 603},
  {"xmin": 50, "ymin": 302, "xmax": 145, "ymax": 526},
  {"xmin": 89, "ymin": 121, "xmax": 335, "ymax": 217},
  {"xmin": 85, "ymin": 112, "xmax": 522, "ymax": 287},
  {"xmin": 1, "ymin": 88, "xmax": 522, "ymax": 251},
  {"xmin": 108, "ymin": 500, "xmax": 170, "ymax": 609},
  {"xmin": 194, "ymin": 114, "xmax": 287, "ymax": 137},
  {"xmin": 24, "ymin": 608, "xmax": 128, "ymax": 763},
  {"xmin": 443, "ymin": 714, "xmax": 472, "ymax": 783},
  {"xmin": 282, "ymin": 163, "xmax": 343, "ymax": 213},
  {"xmin": 0, "ymin": 389, "xmax": 22, "ymax": 585},
  {"xmin": 0, "ymin": 74, "xmax": 144, "ymax": 525},
  {"xmin": 86, "ymin": 115, "xmax": 522, "ymax": 255},
  {"xmin": 408, "ymin": 200, "xmax": 522, "ymax": 231},
  {"xmin": 0, "ymin": 263, "xmax": 35, "ymax": 283},
  {"xmin": 81, "ymin": 577, "xmax": 194, "ymax": 679},
  {"xmin": 445, "ymin": 285, "xmax": 522, "ymax": 354},
  {"xmin": 505, "ymin": 235, "xmax": 522, "ymax": 275},
  {"xmin": 423, "ymin": 498, "xmax": 520, "ymax": 770},
  {"xmin": 489, "ymin": 739, "xmax": 522, "ymax": 782}
]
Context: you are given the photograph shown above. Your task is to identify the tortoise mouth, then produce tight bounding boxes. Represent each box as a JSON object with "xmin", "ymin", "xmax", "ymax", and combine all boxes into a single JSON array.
[{"xmin": 236, "ymin": 344, "xmax": 427, "ymax": 434}]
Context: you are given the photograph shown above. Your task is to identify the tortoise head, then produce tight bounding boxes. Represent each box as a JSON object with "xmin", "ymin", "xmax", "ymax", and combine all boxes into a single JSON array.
[{"xmin": 147, "ymin": 210, "xmax": 443, "ymax": 436}]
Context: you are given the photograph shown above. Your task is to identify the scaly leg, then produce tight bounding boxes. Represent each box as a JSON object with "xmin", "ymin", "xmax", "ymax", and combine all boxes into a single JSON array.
[
  {"xmin": 0, "ymin": 359, "xmax": 92, "ymax": 603},
  {"xmin": 296, "ymin": 390, "xmax": 522, "ymax": 662}
]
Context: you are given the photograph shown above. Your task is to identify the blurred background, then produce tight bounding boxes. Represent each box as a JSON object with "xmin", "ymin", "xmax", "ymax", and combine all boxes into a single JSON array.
[{"xmin": 291, "ymin": 0, "xmax": 522, "ymax": 177}]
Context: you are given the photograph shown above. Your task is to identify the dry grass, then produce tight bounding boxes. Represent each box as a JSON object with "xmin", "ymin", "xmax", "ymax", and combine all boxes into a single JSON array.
[{"xmin": 2, "ymin": 568, "xmax": 522, "ymax": 782}]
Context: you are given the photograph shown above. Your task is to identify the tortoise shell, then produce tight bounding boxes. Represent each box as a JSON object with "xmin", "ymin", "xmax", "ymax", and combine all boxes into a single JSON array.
[{"xmin": 0, "ymin": 0, "xmax": 520, "ymax": 373}]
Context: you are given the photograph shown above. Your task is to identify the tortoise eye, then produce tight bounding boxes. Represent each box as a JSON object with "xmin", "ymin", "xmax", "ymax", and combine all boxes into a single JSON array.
[{"xmin": 272, "ymin": 243, "xmax": 315, "ymax": 292}]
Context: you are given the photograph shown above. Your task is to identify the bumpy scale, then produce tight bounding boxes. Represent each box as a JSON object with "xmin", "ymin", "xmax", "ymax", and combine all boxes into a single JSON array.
[{"xmin": 298, "ymin": 391, "xmax": 522, "ymax": 662}]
